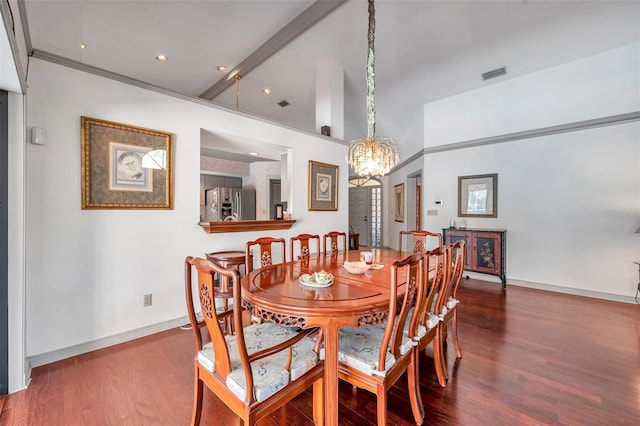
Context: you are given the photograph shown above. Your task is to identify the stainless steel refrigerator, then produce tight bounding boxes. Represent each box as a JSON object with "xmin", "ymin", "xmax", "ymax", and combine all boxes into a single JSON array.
[{"xmin": 205, "ymin": 187, "xmax": 256, "ymax": 221}]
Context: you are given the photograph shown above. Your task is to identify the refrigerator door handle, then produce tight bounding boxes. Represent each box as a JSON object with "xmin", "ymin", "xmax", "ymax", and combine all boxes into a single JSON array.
[{"xmin": 235, "ymin": 191, "xmax": 241, "ymax": 220}]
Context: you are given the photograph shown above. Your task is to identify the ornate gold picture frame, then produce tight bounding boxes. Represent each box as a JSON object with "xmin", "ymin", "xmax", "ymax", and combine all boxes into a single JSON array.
[
  {"xmin": 308, "ymin": 160, "xmax": 338, "ymax": 211},
  {"xmin": 81, "ymin": 116, "xmax": 173, "ymax": 209},
  {"xmin": 394, "ymin": 183, "xmax": 405, "ymax": 222}
]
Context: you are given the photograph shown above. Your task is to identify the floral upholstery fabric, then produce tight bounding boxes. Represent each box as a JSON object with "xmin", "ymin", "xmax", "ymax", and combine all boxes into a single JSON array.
[
  {"xmin": 337, "ymin": 324, "xmax": 414, "ymax": 377},
  {"xmin": 197, "ymin": 322, "xmax": 319, "ymax": 402}
]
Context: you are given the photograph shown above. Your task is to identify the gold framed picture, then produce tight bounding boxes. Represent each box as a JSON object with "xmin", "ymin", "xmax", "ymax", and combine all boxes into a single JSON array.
[
  {"xmin": 394, "ymin": 183, "xmax": 405, "ymax": 222},
  {"xmin": 308, "ymin": 160, "xmax": 338, "ymax": 211},
  {"xmin": 81, "ymin": 116, "xmax": 173, "ymax": 209}
]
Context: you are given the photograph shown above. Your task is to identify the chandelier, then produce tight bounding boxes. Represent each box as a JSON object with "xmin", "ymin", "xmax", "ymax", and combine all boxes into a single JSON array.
[{"xmin": 346, "ymin": 0, "xmax": 399, "ymax": 178}]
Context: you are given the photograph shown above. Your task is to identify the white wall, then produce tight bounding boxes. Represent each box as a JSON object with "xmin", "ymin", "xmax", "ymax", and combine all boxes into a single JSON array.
[
  {"xmin": 383, "ymin": 156, "xmax": 424, "ymax": 251},
  {"xmin": 422, "ymin": 125, "xmax": 639, "ymax": 299},
  {"xmin": 24, "ymin": 59, "xmax": 348, "ymax": 361},
  {"xmin": 397, "ymin": 43, "xmax": 640, "ymax": 300},
  {"xmin": 424, "ymin": 43, "xmax": 639, "ymax": 146}
]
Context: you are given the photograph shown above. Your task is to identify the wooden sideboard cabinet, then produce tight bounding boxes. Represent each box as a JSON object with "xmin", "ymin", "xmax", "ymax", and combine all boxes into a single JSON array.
[{"xmin": 442, "ymin": 228, "xmax": 506, "ymax": 289}]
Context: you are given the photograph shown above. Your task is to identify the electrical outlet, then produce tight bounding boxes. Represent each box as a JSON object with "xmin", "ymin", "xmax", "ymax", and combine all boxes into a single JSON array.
[{"xmin": 143, "ymin": 293, "xmax": 152, "ymax": 307}]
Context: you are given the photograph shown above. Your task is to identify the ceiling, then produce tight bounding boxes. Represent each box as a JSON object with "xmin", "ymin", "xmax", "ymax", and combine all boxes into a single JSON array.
[{"xmin": 22, "ymin": 0, "xmax": 640, "ymax": 164}]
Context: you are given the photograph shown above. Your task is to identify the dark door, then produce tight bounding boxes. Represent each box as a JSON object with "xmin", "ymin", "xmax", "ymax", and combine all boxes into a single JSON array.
[
  {"xmin": 269, "ymin": 179, "xmax": 281, "ymax": 219},
  {"xmin": 0, "ymin": 90, "xmax": 8, "ymax": 394}
]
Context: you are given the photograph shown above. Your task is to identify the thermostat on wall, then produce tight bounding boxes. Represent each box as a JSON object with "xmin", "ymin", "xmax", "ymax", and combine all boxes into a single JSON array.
[{"xmin": 434, "ymin": 200, "xmax": 443, "ymax": 205}]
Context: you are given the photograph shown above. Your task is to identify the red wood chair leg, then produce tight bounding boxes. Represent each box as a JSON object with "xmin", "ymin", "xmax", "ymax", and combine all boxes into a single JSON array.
[
  {"xmin": 191, "ymin": 372, "xmax": 203, "ymax": 426},
  {"xmin": 408, "ymin": 351, "xmax": 425, "ymax": 423},
  {"xmin": 452, "ymin": 312, "xmax": 462, "ymax": 358}
]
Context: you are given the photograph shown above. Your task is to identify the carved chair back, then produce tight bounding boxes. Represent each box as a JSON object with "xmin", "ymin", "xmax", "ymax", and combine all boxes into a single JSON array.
[
  {"xmin": 323, "ymin": 231, "xmax": 347, "ymax": 255},
  {"xmin": 245, "ymin": 237, "xmax": 286, "ymax": 273},
  {"xmin": 290, "ymin": 233, "xmax": 320, "ymax": 260},
  {"xmin": 399, "ymin": 230, "xmax": 443, "ymax": 253}
]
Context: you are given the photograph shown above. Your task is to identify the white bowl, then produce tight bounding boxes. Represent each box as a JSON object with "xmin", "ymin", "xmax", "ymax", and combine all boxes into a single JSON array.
[{"xmin": 343, "ymin": 261, "xmax": 370, "ymax": 274}]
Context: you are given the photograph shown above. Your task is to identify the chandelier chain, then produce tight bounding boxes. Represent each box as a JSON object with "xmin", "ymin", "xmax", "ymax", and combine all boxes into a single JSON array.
[
  {"xmin": 346, "ymin": 0, "xmax": 399, "ymax": 178},
  {"xmin": 366, "ymin": 0, "xmax": 376, "ymax": 140}
]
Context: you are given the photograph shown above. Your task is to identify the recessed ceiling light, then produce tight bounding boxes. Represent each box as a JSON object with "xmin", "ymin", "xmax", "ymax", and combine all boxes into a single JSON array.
[
  {"xmin": 156, "ymin": 55, "xmax": 168, "ymax": 62},
  {"xmin": 217, "ymin": 65, "xmax": 227, "ymax": 72},
  {"xmin": 80, "ymin": 43, "xmax": 86, "ymax": 49},
  {"xmin": 248, "ymin": 152, "xmax": 259, "ymax": 156},
  {"xmin": 262, "ymin": 88, "xmax": 271, "ymax": 95}
]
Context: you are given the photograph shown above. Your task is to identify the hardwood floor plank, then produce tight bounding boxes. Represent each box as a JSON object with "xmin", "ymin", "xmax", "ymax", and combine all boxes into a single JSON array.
[{"xmin": 2, "ymin": 279, "xmax": 639, "ymax": 425}]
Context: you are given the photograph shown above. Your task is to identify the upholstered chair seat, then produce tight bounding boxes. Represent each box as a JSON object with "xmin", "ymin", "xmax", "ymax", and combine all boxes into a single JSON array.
[
  {"xmin": 337, "ymin": 323, "xmax": 415, "ymax": 376},
  {"xmin": 197, "ymin": 321, "xmax": 320, "ymax": 402}
]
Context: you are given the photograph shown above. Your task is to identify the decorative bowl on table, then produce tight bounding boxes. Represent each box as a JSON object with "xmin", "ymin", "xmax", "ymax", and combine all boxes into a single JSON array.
[{"xmin": 343, "ymin": 261, "xmax": 370, "ymax": 274}]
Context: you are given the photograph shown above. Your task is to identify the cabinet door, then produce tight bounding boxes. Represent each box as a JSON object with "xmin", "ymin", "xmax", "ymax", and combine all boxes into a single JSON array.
[
  {"xmin": 224, "ymin": 177, "xmax": 242, "ymax": 188},
  {"xmin": 472, "ymin": 233, "xmax": 502, "ymax": 276},
  {"xmin": 205, "ymin": 175, "xmax": 225, "ymax": 190},
  {"xmin": 445, "ymin": 230, "xmax": 472, "ymax": 269}
]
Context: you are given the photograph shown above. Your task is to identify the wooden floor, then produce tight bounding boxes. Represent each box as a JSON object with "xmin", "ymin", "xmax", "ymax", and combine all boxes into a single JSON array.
[{"xmin": 2, "ymin": 279, "xmax": 639, "ymax": 425}]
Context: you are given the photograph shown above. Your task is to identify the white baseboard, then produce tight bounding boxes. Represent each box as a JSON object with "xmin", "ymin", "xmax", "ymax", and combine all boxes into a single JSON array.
[
  {"xmin": 460, "ymin": 271, "xmax": 636, "ymax": 304},
  {"xmin": 505, "ymin": 278, "xmax": 637, "ymax": 304},
  {"xmin": 28, "ymin": 316, "xmax": 189, "ymax": 368}
]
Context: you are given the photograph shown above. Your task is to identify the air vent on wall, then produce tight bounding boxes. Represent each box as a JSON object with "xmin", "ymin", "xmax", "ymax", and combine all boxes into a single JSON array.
[
  {"xmin": 278, "ymin": 100, "xmax": 290, "ymax": 107},
  {"xmin": 482, "ymin": 66, "xmax": 507, "ymax": 81}
]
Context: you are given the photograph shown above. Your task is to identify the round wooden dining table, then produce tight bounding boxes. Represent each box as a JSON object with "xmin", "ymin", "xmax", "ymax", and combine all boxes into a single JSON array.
[{"xmin": 241, "ymin": 249, "xmax": 410, "ymax": 426}]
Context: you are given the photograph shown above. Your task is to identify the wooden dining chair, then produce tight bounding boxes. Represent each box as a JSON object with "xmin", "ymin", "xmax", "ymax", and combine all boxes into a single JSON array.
[
  {"xmin": 435, "ymin": 240, "xmax": 466, "ymax": 386},
  {"xmin": 245, "ymin": 237, "xmax": 286, "ymax": 273},
  {"xmin": 204, "ymin": 251, "xmax": 249, "ymax": 334},
  {"xmin": 323, "ymin": 231, "xmax": 347, "ymax": 255},
  {"xmin": 406, "ymin": 245, "xmax": 448, "ymax": 420},
  {"xmin": 184, "ymin": 256, "xmax": 324, "ymax": 426},
  {"xmin": 399, "ymin": 230, "xmax": 443, "ymax": 253},
  {"xmin": 290, "ymin": 233, "xmax": 320, "ymax": 260},
  {"xmin": 336, "ymin": 252, "xmax": 426, "ymax": 425}
]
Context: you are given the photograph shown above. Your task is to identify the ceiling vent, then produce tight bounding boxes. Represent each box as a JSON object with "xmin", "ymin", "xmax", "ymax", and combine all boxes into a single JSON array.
[
  {"xmin": 278, "ymin": 100, "xmax": 290, "ymax": 107},
  {"xmin": 482, "ymin": 67, "xmax": 507, "ymax": 81}
]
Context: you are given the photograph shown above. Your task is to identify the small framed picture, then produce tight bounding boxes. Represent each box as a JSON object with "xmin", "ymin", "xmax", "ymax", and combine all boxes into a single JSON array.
[
  {"xmin": 458, "ymin": 173, "xmax": 498, "ymax": 217},
  {"xmin": 274, "ymin": 203, "xmax": 284, "ymax": 220},
  {"xmin": 394, "ymin": 183, "xmax": 405, "ymax": 222},
  {"xmin": 308, "ymin": 160, "xmax": 338, "ymax": 211}
]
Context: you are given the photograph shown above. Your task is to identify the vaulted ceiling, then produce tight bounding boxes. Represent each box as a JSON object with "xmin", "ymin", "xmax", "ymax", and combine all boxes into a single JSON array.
[{"xmin": 22, "ymin": 0, "xmax": 640, "ymax": 162}]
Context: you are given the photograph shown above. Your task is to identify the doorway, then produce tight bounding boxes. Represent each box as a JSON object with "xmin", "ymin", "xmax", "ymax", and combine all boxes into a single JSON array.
[
  {"xmin": 268, "ymin": 179, "xmax": 281, "ymax": 219},
  {"xmin": 349, "ymin": 177, "xmax": 382, "ymax": 248},
  {"xmin": 407, "ymin": 172, "xmax": 422, "ymax": 231}
]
